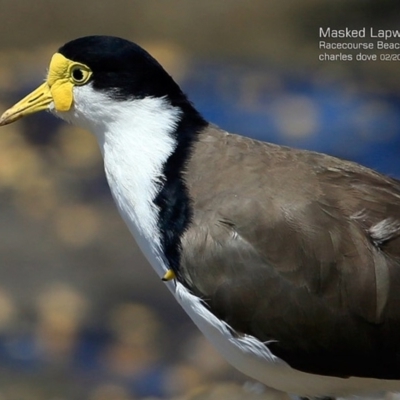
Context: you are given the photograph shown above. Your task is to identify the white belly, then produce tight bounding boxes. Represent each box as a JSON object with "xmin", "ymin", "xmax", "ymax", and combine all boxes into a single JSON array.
[{"xmin": 172, "ymin": 281, "xmax": 400, "ymax": 398}]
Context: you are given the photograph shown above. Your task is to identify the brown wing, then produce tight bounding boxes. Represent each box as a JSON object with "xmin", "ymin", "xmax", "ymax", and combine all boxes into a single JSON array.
[{"xmin": 179, "ymin": 126, "xmax": 400, "ymax": 378}]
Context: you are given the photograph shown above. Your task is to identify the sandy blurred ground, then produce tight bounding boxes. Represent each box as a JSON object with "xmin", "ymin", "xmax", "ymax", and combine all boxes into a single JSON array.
[{"xmin": 0, "ymin": 1, "xmax": 399, "ymax": 399}]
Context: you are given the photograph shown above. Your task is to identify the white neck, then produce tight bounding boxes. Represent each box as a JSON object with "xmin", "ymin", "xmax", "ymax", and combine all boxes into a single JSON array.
[{"xmin": 55, "ymin": 86, "xmax": 182, "ymax": 275}]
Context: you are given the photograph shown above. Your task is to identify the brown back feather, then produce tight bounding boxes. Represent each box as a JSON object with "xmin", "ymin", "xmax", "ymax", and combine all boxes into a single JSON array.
[{"xmin": 179, "ymin": 126, "xmax": 400, "ymax": 377}]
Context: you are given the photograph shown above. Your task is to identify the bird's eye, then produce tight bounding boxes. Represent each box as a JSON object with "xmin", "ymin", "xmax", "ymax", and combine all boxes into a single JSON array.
[
  {"xmin": 72, "ymin": 67, "xmax": 84, "ymax": 82},
  {"xmin": 69, "ymin": 64, "xmax": 92, "ymax": 85}
]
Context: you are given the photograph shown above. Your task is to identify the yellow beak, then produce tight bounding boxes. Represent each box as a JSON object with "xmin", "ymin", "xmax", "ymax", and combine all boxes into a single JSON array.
[
  {"xmin": 0, "ymin": 82, "xmax": 53, "ymax": 126},
  {"xmin": 0, "ymin": 52, "xmax": 92, "ymax": 127}
]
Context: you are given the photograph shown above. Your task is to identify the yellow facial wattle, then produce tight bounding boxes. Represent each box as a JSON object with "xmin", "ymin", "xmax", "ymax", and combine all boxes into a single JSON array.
[
  {"xmin": 0, "ymin": 53, "xmax": 92, "ymax": 126},
  {"xmin": 48, "ymin": 53, "xmax": 92, "ymax": 112},
  {"xmin": 47, "ymin": 53, "xmax": 75, "ymax": 112}
]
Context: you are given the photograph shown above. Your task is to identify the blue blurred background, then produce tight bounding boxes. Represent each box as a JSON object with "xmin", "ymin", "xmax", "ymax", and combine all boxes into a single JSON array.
[{"xmin": 0, "ymin": 1, "xmax": 400, "ymax": 399}]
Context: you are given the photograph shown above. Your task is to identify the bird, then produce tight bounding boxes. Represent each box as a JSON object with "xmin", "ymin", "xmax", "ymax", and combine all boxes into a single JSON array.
[{"xmin": 1, "ymin": 35, "xmax": 400, "ymax": 399}]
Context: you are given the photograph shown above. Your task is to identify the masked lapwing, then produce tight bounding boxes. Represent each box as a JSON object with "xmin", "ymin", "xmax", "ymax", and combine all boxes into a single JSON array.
[{"xmin": 1, "ymin": 36, "xmax": 400, "ymax": 399}]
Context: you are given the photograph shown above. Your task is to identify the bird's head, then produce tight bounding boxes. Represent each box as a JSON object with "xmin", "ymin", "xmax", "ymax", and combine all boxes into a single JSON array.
[{"xmin": 0, "ymin": 36, "xmax": 193, "ymax": 134}]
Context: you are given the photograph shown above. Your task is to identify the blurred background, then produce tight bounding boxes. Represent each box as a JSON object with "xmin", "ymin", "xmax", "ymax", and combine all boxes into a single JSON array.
[{"xmin": 0, "ymin": 1, "xmax": 400, "ymax": 399}]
